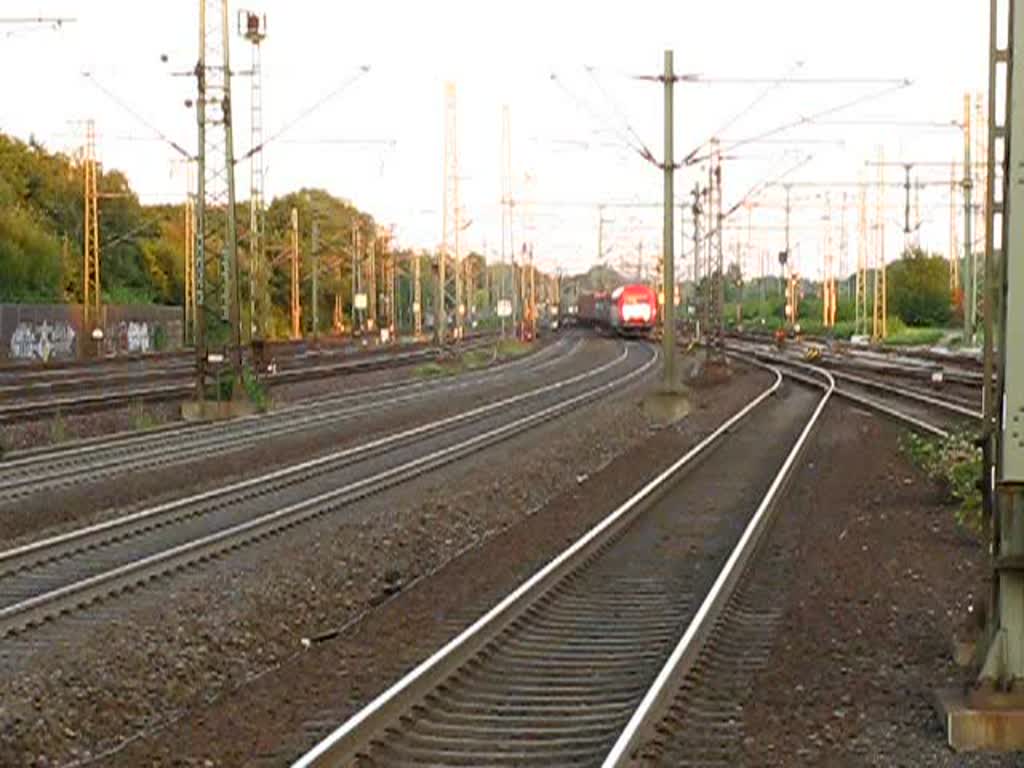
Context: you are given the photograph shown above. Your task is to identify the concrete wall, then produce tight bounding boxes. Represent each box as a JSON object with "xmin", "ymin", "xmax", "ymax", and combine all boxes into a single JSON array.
[{"xmin": 0, "ymin": 304, "xmax": 184, "ymax": 362}]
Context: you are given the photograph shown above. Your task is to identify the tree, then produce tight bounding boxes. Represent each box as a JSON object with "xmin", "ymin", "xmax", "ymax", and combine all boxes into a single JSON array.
[{"xmin": 888, "ymin": 247, "xmax": 953, "ymax": 327}]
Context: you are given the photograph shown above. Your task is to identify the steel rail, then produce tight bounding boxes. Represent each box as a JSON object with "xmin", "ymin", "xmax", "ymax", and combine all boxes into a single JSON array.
[
  {"xmin": 602, "ymin": 366, "xmax": 834, "ymax": 766},
  {"xmin": 0, "ymin": 344, "xmax": 657, "ymax": 637},
  {"xmin": 731, "ymin": 346, "xmax": 976, "ymax": 437},
  {"xmin": 0, "ymin": 336, "xmax": 496, "ymax": 424},
  {"xmin": 0, "ymin": 338, "xmax": 576, "ymax": 501},
  {"xmin": 290, "ymin": 363, "xmax": 785, "ymax": 768},
  {"xmin": 1, "ymin": 336, "xmax": 572, "ymax": 470},
  {"xmin": 824, "ymin": 366, "xmax": 982, "ymax": 419},
  {"xmin": 769, "ymin": 359, "xmax": 952, "ymax": 439},
  {"xmin": 0, "ymin": 340, "xmax": 618, "ymax": 573}
]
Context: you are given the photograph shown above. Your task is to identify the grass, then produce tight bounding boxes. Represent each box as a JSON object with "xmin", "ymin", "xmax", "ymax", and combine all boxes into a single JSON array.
[
  {"xmin": 129, "ymin": 399, "xmax": 157, "ymax": 431},
  {"xmin": 732, "ymin": 314, "xmax": 950, "ymax": 348},
  {"xmin": 413, "ymin": 361, "xmax": 453, "ymax": 378},
  {"xmin": 50, "ymin": 409, "xmax": 67, "ymax": 444},
  {"xmin": 462, "ymin": 349, "xmax": 496, "ymax": 370},
  {"xmin": 496, "ymin": 339, "xmax": 533, "ymax": 359},
  {"xmin": 413, "ymin": 338, "xmax": 535, "ymax": 379},
  {"xmin": 883, "ymin": 326, "xmax": 946, "ymax": 347}
]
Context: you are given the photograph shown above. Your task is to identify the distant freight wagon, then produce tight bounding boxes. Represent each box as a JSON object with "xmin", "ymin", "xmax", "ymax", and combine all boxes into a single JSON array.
[{"xmin": 575, "ymin": 284, "xmax": 658, "ymax": 337}]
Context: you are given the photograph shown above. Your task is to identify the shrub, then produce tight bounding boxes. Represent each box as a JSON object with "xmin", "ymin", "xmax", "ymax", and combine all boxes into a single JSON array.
[{"xmin": 902, "ymin": 430, "xmax": 983, "ymax": 535}]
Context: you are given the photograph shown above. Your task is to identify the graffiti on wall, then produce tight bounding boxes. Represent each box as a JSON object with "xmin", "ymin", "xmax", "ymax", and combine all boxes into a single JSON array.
[
  {"xmin": 114, "ymin": 321, "xmax": 152, "ymax": 353},
  {"xmin": 9, "ymin": 321, "xmax": 77, "ymax": 361}
]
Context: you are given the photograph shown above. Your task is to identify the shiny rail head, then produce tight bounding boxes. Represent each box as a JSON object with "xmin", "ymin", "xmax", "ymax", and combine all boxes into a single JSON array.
[
  {"xmin": 290, "ymin": 353, "xmax": 777, "ymax": 768},
  {"xmin": 601, "ymin": 364, "xmax": 834, "ymax": 767}
]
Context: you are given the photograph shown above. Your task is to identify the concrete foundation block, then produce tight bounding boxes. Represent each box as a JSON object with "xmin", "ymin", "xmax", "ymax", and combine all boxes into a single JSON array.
[{"xmin": 935, "ymin": 687, "xmax": 1024, "ymax": 751}]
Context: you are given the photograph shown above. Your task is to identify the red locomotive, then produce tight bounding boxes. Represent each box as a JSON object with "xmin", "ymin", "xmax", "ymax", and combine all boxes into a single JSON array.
[{"xmin": 576, "ymin": 284, "xmax": 658, "ymax": 337}]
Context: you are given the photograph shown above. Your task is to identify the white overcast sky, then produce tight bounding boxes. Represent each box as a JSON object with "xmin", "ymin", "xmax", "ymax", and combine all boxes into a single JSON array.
[{"xmin": 0, "ymin": 1, "xmax": 990, "ymax": 279}]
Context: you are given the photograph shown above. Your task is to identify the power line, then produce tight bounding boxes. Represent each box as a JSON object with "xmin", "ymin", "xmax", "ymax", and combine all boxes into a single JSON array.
[
  {"xmin": 684, "ymin": 60, "xmax": 805, "ymax": 164},
  {"xmin": 678, "ymin": 75, "xmax": 911, "ymax": 85},
  {"xmin": 548, "ymin": 72, "xmax": 656, "ymax": 166},
  {"xmin": 584, "ymin": 66, "xmax": 658, "ymax": 166},
  {"xmin": 0, "ymin": 17, "xmax": 75, "ymax": 24},
  {"xmin": 81, "ymin": 71, "xmax": 192, "ymax": 159},
  {"xmin": 719, "ymin": 80, "xmax": 913, "ymax": 158},
  {"xmin": 278, "ymin": 138, "xmax": 396, "ymax": 146},
  {"xmin": 237, "ymin": 65, "xmax": 371, "ymax": 164}
]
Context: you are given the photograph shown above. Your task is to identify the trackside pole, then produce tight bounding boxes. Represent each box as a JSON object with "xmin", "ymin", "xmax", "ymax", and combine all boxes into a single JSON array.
[
  {"xmin": 661, "ymin": 49, "xmax": 678, "ymax": 393},
  {"xmin": 937, "ymin": 0, "xmax": 1024, "ymax": 750}
]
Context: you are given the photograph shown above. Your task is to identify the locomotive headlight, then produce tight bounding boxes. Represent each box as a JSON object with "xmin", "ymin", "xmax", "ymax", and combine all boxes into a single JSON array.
[{"xmin": 622, "ymin": 303, "xmax": 652, "ymax": 323}]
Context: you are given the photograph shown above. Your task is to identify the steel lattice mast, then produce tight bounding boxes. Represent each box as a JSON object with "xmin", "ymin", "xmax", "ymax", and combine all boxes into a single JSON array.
[
  {"xmin": 501, "ymin": 105, "xmax": 514, "ymax": 338},
  {"xmin": 195, "ymin": 0, "xmax": 242, "ymax": 394},
  {"xmin": 82, "ymin": 120, "xmax": 101, "ymax": 335},
  {"xmin": 439, "ymin": 82, "xmax": 460, "ymax": 343},
  {"xmin": 708, "ymin": 139, "xmax": 725, "ymax": 345},
  {"xmin": 240, "ymin": 10, "xmax": 267, "ymax": 341},
  {"xmin": 184, "ymin": 161, "xmax": 197, "ymax": 345}
]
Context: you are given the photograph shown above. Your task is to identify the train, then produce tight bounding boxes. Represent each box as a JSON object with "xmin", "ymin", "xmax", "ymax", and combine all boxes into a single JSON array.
[{"xmin": 571, "ymin": 283, "xmax": 659, "ymax": 337}]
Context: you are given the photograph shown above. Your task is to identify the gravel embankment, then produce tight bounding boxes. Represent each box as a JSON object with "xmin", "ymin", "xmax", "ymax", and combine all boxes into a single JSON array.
[
  {"xmin": 0, "ymin": 337, "xmax": 533, "ymax": 453},
  {"xmin": 736, "ymin": 403, "xmax": 1009, "ymax": 767},
  {"xmin": 1, "ymin": 354, "xmax": 771, "ymax": 766},
  {"xmin": 0, "ymin": 338, "xmax": 571, "ymax": 544}
]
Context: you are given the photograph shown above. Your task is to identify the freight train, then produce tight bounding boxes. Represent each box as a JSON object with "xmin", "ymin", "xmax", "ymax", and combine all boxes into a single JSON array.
[{"xmin": 572, "ymin": 284, "xmax": 658, "ymax": 337}]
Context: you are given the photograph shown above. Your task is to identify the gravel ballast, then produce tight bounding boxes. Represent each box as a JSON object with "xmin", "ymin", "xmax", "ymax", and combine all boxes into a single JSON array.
[
  {"xmin": 0, "ymin": 337, "xmax": 576, "ymax": 544},
  {"xmin": 736, "ymin": 403, "xmax": 1008, "ymax": 767},
  {"xmin": 0, "ymin": 355, "xmax": 771, "ymax": 766}
]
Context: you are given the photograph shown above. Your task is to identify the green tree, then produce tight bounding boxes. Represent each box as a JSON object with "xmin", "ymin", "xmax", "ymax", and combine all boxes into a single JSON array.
[{"xmin": 888, "ymin": 247, "xmax": 953, "ymax": 327}]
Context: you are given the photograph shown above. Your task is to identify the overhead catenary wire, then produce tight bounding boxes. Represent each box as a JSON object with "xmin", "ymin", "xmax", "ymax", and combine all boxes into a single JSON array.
[
  {"xmin": 236, "ymin": 65, "xmax": 371, "ymax": 164},
  {"xmin": 698, "ymin": 154, "xmax": 817, "ymax": 250},
  {"xmin": 683, "ymin": 60, "xmax": 806, "ymax": 165},
  {"xmin": 82, "ymin": 71, "xmax": 192, "ymax": 159},
  {"xmin": 549, "ymin": 72, "xmax": 658, "ymax": 166},
  {"xmin": 719, "ymin": 80, "xmax": 913, "ymax": 158},
  {"xmin": 584, "ymin": 65, "xmax": 659, "ymax": 167}
]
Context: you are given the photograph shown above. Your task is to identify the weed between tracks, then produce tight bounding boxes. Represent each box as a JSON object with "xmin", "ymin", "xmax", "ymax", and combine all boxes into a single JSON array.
[
  {"xmin": 201, "ymin": 366, "xmax": 272, "ymax": 412},
  {"xmin": 901, "ymin": 429, "xmax": 983, "ymax": 535},
  {"xmin": 129, "ymin": 399, "xmax": 157, "ymax": 431},
  {"xmin": 49, "ymin": 409, "xmax": 67, "ymax": 444},
  {"xmin": 414, "ymin": 340, "xmax": 532, "ymax": 378}
]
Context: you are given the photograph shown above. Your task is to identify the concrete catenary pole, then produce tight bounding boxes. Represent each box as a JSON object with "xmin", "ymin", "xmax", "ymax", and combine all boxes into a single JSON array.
[
  {"xmin": 311, "ymin": 217, "xmax": 319, "ymax": 340},
  {"xmin": 662, "ymin": 49, "xmax": 677, "ymax": 391},
  {"xmin": 290, "ymin": 207, "xmax": 300, "ymax": 340},
  {"xmin": 964, "ymin": 93, "xmax": 975, "ymax": 344}
]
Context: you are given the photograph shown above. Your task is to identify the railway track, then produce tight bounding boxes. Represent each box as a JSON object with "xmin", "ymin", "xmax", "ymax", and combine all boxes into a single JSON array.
[
  {"xmin": 727, "ymin": 330, "xmax": 984, "ymax": 376},
  {"xmin": 0, "ymin": 334, "xmax": 498, "ymax": 423},
  {"xmin": 0, "ymin": 336, "xmax": 576, "ymax": 506},
  {"xmin": 0, "ymin": 341, "xmax": 657, "ymax": 641},
  {"xmin": 289, "ymin": 361, "xmax": 833, "ymax": 767},
  {"xmin": 729, "ymin": 346, "xmax": 981, "ymax": 438},
  {"xmin": 610, "ymin": 356, "xmax": 981, "ymax": 766}
]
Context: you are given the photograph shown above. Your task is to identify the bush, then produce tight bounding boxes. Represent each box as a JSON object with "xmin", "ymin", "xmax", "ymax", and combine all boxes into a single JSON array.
[
  {"xmin": 241, "ymin": 366, "xmax": 270, "ymax": 411},
  {"xmin": 152, "ymin": 324, "xmax": 168, "ymax": 351},
  {"xmin": 902, "ymin": 430, "xmax": 983, "ymax": 535}
]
